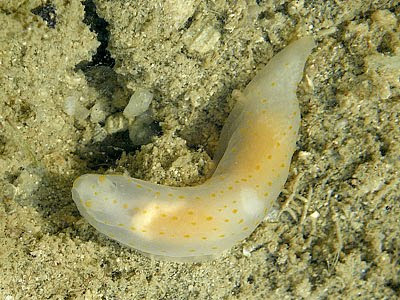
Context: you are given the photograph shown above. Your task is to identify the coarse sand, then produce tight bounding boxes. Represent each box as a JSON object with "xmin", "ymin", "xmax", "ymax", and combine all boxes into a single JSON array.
[{"xmin": 0, "ymin": 0, "xmax": 399, "ymax": 299}]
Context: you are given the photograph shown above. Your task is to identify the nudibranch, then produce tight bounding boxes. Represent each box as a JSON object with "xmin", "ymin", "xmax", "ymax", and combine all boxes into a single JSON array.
[{"xmin": 72, "ymin": 37, "xmax": 315, "ymax": 262}]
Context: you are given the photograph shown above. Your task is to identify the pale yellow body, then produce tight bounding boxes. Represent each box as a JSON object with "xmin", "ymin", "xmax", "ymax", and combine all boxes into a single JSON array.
[{"xmin": 72, "ymin": 37, "xmax": 315, "ymax": 261}]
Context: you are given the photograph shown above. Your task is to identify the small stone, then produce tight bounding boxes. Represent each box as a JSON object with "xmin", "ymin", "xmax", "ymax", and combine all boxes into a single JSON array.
[
  {"xmin": 15, "ymin": 169, "xmax": 42, "ymax": 197},
  {"xmin": 163, "ymin": 0, "xmax": 196, "ymax": 30},
  {"xmin": 64, "ymin": 96, "xmax": 89, "ymax": 121},
  {"xmin": 123, "ymin": 88, "xmax": 153, "ymax": 119},
  {"xmin": 128, "ymin": 112, "xmax": 157, "ymax": 146},
  {"xmin": 310, "ymin": 211, "xmax": 320, "ymax": 219},
  {"xmin": 183, "ymin": 18, "xmax": 221, "ymax": 54},
  {"xmin": 92, "ymin": 124, "xmax": 108, "ymax": 143},
  {"xmin": 105, "ymin": 112, "xmax": 129, "ymax": 134},
  {"xmin": 90, "ymin": 99, "xmax": 110, "ymax": 123},
  {"xmin": 242, "ymin": 248, "xmax": 252, "ymax": 257}
]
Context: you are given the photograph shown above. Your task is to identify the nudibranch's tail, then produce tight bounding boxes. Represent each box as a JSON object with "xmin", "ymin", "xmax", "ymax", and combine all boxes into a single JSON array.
[{"xmin": 214, "ymin": 36, "xmax": 315, "ymax": 165}]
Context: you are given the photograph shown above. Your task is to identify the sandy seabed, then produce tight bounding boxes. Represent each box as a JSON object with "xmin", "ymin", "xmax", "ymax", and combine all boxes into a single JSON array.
[{"xmin": 0, "ymin": 0, "xmax": 399, "ymax": 299}]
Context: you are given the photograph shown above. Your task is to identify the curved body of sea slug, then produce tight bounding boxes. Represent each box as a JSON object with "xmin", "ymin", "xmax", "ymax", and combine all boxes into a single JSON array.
[{"xmin": 72, "ymin": 37, "xmax": 315, "ymax": 262}]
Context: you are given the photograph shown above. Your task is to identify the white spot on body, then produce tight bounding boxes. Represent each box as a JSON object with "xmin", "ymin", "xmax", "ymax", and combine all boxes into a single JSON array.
[{"xmin": 239, "ymin": 187, "xmax": 264, "ymax": 217}]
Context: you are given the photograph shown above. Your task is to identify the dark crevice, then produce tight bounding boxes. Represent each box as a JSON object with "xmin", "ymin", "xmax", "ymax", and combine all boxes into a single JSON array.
[
  {"xmin": 31, "ymin": 2, "xmax": 57, "ymax": 28},
  {"xmin": 74, "ymin": 0, "xmax": 131, "ymax": 171},
  {"xmin": 80, "ymin": 0, "xmax": 115, "ymax": 68},
  {"xmin": 72, "ymin": 1, "xmax": 163, "ymax": 171},
  {"xmin": 76, "ymin": 131, "xmax": 137, "ymax": 171}
]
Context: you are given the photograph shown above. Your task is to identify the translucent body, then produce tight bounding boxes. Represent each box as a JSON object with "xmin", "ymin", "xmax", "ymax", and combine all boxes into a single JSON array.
[{"xmin": 72, "ymin": 37, "xmax": 315, "ymax": 261}]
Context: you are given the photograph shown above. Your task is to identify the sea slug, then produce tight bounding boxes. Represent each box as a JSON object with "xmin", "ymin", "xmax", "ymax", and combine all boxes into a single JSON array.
[{"xmin": 72, "ymin": 37, "xmax": 315, "ymax": 261}]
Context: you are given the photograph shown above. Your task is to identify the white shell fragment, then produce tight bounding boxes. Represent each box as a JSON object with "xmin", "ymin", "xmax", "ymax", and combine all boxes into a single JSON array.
[
  {"xmin": 123, "ymin": 88, "xmax": 153, "ymax": 119},
  {"xmin": 64, "ymin": 96, "xmax": 90, "ymax": 121},
  {"xmin": 72, "ymin": 37, "xmax": 315, "ymax": 262},
  {"xmin": 163, "ymin": 0, "xmax": 196, "ymax": 30},
  {"xmin": 105, "ymin": 112, "xmax": 129, "ymax": 135},
  {"xmin": 183, "ymin": 17, "xmax": 221, "ymax": 54}
]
